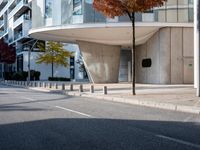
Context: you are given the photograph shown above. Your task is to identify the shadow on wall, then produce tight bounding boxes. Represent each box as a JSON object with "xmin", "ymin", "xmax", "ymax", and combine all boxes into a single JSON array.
[{"xmin": 0, "ymin": 118, "xmax": 200, "ymax": 150}]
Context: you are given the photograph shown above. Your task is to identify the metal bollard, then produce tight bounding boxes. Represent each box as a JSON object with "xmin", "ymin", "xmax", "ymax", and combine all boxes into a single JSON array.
[
  {"xmin": 79, "ymin": 84, "xmax": 83, "ymax": 92},
  {"xmin": 70, "ymin": 84, "xmax": 73, "ymax": 91},
  {"xmin": 90, "ymin": 85, "xmax": 94, "ymax": 93},
  {"xmin": 55, "ymin": 83, "xmax": 58, "ymax": 89},
  {"xmin": 62, "ymin": 83, "xmax": 65, "ymax": 90},
  {"xmin": 39, "ymin": 82, "xmax": 42, "ymax": 87},
  {"xmin": 49, "ymin": 83, "xmax": 52, "ymax": 88},
  {"xmin": 34, "ymin": 82, "xmax": 37, "ymax": 87},
  {"xmin": 103, "ymin": 86, "xmax": 107, "ymax": 95},
  {"xmin": 42, "ymin": 82, "xmax": 45, "ymax": 88}
]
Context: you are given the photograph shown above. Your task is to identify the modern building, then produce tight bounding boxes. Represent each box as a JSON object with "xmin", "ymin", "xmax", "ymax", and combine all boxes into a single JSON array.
[
  {"xmin": 0, "ymin": 0, "xmax": 86, "ymax": 81},
  {"xmin": 29, "ymin": 0, "xmax": 194, "ymax": 84}
]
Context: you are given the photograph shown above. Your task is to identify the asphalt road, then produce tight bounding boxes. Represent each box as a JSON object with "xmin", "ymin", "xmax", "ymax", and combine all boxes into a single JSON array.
[{"xmin": 0, "ymin": 84, "xmax": 200, "ymax": 150}]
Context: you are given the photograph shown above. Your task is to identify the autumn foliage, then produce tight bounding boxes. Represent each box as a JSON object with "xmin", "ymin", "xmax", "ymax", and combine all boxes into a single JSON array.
[
  {"xmin": 0, "ymin": 38, "xmax": 16, "ymax": 64},
  {"xmin": 93, "ymin": 0, "xmax": 167, "ymax": 19},
  {"xmin": 36, "ymin": 41, "xmax": 73, "ymax": 78}
]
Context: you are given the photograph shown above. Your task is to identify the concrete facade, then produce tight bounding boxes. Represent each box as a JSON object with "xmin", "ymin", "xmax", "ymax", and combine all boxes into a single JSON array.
[
  {"xmin": 78, "ymin": 41, "xmax": 121, "ymax": 83},
  {"xmin": 135, "ymin": 27, "xmax": 194, "ymax": 84},
  {"xmin": 28, "ymin": 0, "xmax": 194, "ymax": 84}
]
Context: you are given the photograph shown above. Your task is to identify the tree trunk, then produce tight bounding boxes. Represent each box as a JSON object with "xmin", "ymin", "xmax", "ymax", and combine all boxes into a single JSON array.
[
  {"xmin": 2, "ymin": 63, "xmax": 4, "ymax": 80},
  {"xmin": 52, "ymin": 61, "xmax": 54, "ymax": 78},
  {"xmin": 132, "ymin": 12, "xmax": 136, "ymax": 95}
]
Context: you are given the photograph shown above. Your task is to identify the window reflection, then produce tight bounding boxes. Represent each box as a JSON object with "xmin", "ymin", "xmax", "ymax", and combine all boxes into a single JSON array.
[
  {"xmin": 32, "ymin": 0, "xmax": 194, "ymax": 29},
  {"xmin": 73, "ymin": 0, "xmax": 82, "ymax": 15},
  {"xmin": 45, "ymin": 0, "xmax": 53, "ymax": 18},
  {"xmin": 154, "ymin": 0, "xmax": 193, "ymax": 22}
]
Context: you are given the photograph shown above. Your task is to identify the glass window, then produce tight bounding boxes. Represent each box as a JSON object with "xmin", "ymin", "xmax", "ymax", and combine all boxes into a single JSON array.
[
  {"xmin": 178, "ymin": 9, "xmax": 188, "ymax": 22},
  {"xmin": 70, "ymin": 69, "xmax": 75, "ymax": 79},
  {"xmin": 155, "ymin": 10, "xmax": 166, "ymax": 22},
  {"xmin": 70, "ymin": 57, "xmax": 75, "ymax": 66},
  {"xmin": 73, "ymin": 0, "xmax": 82, "ymax": 15},
  {"xmin": 45, "ymin": 0, "xmax": 53, "ymax": 18},
  {"xmin": 17, "ymin": 54, "xmax": 23, "ymax": 72},
  {"xmin": 83, "ymin": 0, "xmax": 95, "ymax": 23},
  {"xmin": 61, "ymin": 0, "xmax": 73, "ymax": 24},
  {"xmin": 178, "ymin": 0, "xmax": 188, "ymax": 5},
  {"xmin": 188, "ymin": 8, "xmax": 194, "ymax": 22},
  {"xmin": 167, "ymin": 9, "xmax": 178, "ymax": 22},
  {"xmin": 188, "ymin": 0, "xmax": 193, "ymax": 5},
  {"xmin": 167, "ymin": 0, "xmax": 177, "ymax": 6}
]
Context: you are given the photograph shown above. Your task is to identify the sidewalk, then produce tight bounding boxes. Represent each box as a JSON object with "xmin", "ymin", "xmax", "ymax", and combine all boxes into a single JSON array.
[
  {"xmin": 66, "ymin": 84, "xmax": 200, "ymax": 114},
  {"xmin": 3, "ymin": 81, "xmax": 200, "ymax": 114}
]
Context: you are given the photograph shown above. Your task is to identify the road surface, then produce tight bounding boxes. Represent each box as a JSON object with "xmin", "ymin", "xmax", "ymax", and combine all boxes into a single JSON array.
[{"xmin": 0, "ymin": 84, "xmax": 200, "ymax": 150}]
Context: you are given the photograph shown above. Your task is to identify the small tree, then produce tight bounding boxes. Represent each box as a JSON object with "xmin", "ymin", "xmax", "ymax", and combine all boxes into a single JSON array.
[
  {"xmin": 93, "ymin": 0, "xmax": 166, "ymax": 95},
  {"xmin": 0, "ymin": 38, "xmax": 16, "ymax": 79},
  {"xmin": 0, "ymin": 38, "xmax": 16, "ymax": 64},
  {"xmin": 36, "ymin": 41, "xmax": 73, "ymax": 78}
]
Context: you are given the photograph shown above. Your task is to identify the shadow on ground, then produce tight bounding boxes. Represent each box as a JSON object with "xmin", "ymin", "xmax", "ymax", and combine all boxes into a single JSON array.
[
  {"xmin": 0, "ymin": 118, "xmax": 200, "ymax": 150},
  {"xmin": 0, "ymin": 105, "xmax": 46, "ymax": 112}
]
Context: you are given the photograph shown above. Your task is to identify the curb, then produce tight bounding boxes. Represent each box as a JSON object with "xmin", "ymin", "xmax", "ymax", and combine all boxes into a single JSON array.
[
  {"xmin": 2, "ymin": 83, "xmax": 200, "ymax": 115},
  {"xmin": 66, "ymin": 92, "xmax": 200, "ymax": 115}
]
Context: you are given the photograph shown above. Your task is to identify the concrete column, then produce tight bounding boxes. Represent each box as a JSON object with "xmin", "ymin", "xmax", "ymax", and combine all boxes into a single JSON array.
[
  {"xmin": 78, "ymin": 41, "xmax": 121, "ymax": 83},
  {"xmin": 171, "ymin": 28, "xmax": 183, "ymax": 84},
  {"xmin": 195, "ymin": 0, "xmax": 200, "ymax": 96},
  {"xmin": 55, "ymin": 83, "xmax": 58, "ymax": 89},
  {"xmin": 49, "ymin": 83, "xmax": 52, "ymax": 88},
  {"xmin": 159, "ymin": 28, "xmax": 171, "ymax": 84},
  {"xmin": 62, "ymin": 84, "xmax": 65, "ymax": 90},
  {"xmin": 79, "ymin": 84, "xmax": 83, "ymax": 92},
  {"xmin": 70, "ymin": 84, "xmax": 73, "ymax": 91},
  {"xmin": 103, "ymin": 86, "xmax": 107, "ymax": 95},
  {"xmin": 43, "ymin": 82, "xmax": 46, "ymax": 88},
  {"xmin": 90, "ymin": 85, "xmax": 94, "ymax": 93}
]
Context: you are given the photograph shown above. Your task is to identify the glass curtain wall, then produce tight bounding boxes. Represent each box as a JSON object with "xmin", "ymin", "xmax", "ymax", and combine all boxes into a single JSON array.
[
  {"xmin": 32, "ymin": 0, "xmax": 194, "ymax": 29},
  {"xmin": 154, "ymin": 0, "xmax": 194, "ymax": 22}
]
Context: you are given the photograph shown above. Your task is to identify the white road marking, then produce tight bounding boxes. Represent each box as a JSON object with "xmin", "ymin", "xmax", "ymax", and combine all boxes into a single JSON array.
[
  {"xmin": 21, "ymin": 97, "xmax": 36, "ymax": 101},
  {"xmin": 55, "ymin": 106, "xmax": 93, "ymax": 118},
  {"xmin": 157, "ymin": 134, "xmax": 200, "ymax": 149},
  {"xmin": 130, "ymin": 125, "xmax": 200, "ymax": 149}
]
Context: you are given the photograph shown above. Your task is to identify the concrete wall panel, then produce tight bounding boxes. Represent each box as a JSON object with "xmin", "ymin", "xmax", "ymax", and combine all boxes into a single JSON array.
[
  {"xmin": 171, "ymin": 28, "xmax": 183, "ymax": 84},
  {"xmin": 78, "ymin": 41, "xmax": 121, "ymax": 83},
  {"xmin": 146, "ymin": 32, "xmax": 160, "ymax": 84},
  {"xmin": 183, "ymin": 28, "xmax": 194, "ymax": 57},
  {"xmin": 184, "ymin": 58, "xmax": 194, "ymax": 84},
  {"xmin": 136, "ymin": 44, "xmax": 147, "ymax": 83},
  {"xmin": 159, "ymin": 28, "xmax": 171, "ymax": 84}
]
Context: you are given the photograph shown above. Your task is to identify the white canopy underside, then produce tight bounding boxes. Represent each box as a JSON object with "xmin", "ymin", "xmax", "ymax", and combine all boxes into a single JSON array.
[{"xmin": 29, "ymin": 22, "xmax": 193, "ymax": 46}]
